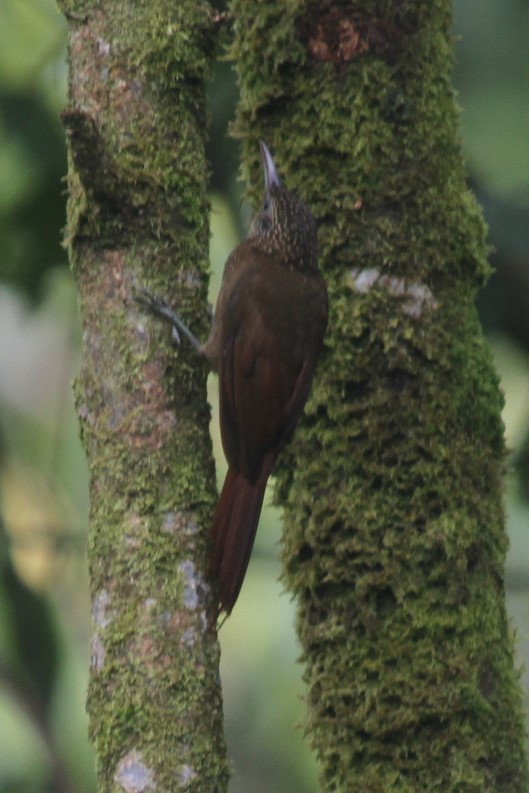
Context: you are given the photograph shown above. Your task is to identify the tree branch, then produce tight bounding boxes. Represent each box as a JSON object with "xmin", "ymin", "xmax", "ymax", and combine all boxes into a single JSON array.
[
  {"xmin": 60, "ymin": 2, "xmax": 229, "ymax": 789},
  {"xmin": 229, "ymin": 0, "xmax": 528, "ymax": 790}
]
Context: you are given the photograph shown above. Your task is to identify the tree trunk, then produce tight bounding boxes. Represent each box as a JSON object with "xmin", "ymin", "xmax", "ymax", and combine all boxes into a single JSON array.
[
  {"xmin": 229, "ymin": 1, "xmax": 528, "ymax": 791},
  {"xmin": 59, "ymin": 1, "xmax": 229, "ymax": 790}
]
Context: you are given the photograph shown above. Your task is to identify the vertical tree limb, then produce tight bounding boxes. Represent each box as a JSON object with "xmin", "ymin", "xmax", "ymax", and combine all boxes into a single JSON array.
[
  {"xmin": 230, "ymin": 1, "xmax": 528, "ymax": 790},
  {"xmin": 59, "ymin": 2, "xmax": 229, "ymax": 790}
]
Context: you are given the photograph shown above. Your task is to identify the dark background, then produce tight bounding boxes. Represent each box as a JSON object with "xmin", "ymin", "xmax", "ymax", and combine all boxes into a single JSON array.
[{"xmin": 0, "ymin": 1, "xmax": 527, "ymax": 791}]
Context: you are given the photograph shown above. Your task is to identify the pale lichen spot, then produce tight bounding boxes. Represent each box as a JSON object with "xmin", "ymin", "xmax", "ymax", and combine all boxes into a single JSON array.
[
  {"xmin": 180, "ymin": 626, "xmax": 196, "ymax": 646},
  {"xmin": 177, "ymin": 764, "xmax": 197, "ymax": 786},
  {"xmin": 349, "ymin": 268, "xmax": 437, "ymax": 318},
  {"xmin": 97, "ymin": 37, "xmax": 111, "ymax": 57},
  {"xmin": 351, "ymin": 267, "xmax": 380, "ymax": 293},
  {"xmin": 178, "ymin": 560, "xmax": 200, "ymax": 609},
  {"xmin": 401, "ymin": 282, "xmax": 437, "ymax": 318},
  {"xmin": 162, "ymin": 511, "xmax": 198, "ymax": 536},
  {"xmin": 115, "ymin": 749, "xmax": 157, "ymax": 792},
  {"xmin": 90, "ymin": 632, "xmax": 105, "ymax": 671},
  {"xmin": 92, "ymin": 589, "xmax": 114, "ymax": 628}
]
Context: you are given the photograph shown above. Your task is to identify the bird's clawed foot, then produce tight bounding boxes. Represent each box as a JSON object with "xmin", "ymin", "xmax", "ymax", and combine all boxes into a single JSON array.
[{"xmin": 133, "ymin": 287, "xmax": 201, "ymax": 350}]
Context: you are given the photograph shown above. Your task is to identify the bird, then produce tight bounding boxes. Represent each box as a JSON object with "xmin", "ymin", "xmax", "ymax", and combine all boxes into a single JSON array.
[{"xmin": 137, "ymin": 142, "xmax": 328, "ymax": 614}]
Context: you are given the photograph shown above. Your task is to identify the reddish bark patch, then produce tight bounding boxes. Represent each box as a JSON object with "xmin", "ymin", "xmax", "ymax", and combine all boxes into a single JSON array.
[{"xmin": 304, "ymin": 7, "xmax": 401, "ymax": 64}]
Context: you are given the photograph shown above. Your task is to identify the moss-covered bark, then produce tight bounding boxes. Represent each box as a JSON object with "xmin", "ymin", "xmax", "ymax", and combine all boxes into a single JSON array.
[
  {"xmin": 59, "ymin": 2, "xmax": 229, "ymax": 791},
  {"xmin": 229, "ymin": 1, "xmax": 528, "ymax": 791}
]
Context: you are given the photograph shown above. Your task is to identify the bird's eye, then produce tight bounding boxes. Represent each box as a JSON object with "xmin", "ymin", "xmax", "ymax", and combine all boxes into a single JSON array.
[{"xmin": 263, "ymin": 196, "xmax": 272, "ymax": 213}]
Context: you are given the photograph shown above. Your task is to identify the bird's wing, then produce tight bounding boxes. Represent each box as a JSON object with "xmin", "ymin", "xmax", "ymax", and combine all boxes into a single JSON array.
[{"xmin": 219, "ymin": 262, "xmax": 320, "ymax": 483}]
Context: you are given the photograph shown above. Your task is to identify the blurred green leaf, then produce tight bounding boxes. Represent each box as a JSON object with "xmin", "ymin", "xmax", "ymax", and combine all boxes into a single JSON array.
[
  {"xmin": 0, "ymin": 0, "xmax": 66, "ymax": 89},
  {"xmin": 0, "ymin": 518, "xmax": 60, "ymax": 712},
  {"xmin": 455, "ymin": 0, "xmax": 529, "ymax": 203},
  {"xmin": 460, "ymin": 86, "xmax": 529, "ymax": 199},
  {"xmin": 221, "ymin": 560, "xmax": 318, "ymax": 793},
  {"xmin": 0, "ymin": 90, "xmax": 67, "ymax": 300}
]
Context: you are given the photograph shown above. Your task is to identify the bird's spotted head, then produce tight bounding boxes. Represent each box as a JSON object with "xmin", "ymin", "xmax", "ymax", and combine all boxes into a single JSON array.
[{"xmin": 247, "ymin": 141, "xmax": 318, "ymax": 272}]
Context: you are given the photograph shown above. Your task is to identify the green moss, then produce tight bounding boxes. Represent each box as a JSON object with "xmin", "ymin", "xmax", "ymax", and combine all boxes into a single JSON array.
[
  {"xmin": 229, "ymin": 0, "xmax": 527, "ymax": 791},
  {"xmin": 63, "ymin": 1, "xmax": 228, "ymax": 791}
]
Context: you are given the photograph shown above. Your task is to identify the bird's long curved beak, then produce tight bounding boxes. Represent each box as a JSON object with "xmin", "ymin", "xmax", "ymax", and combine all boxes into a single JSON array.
[{"xmin": 260, "ymin": 140, "xmax": 281, "ymax": 191}]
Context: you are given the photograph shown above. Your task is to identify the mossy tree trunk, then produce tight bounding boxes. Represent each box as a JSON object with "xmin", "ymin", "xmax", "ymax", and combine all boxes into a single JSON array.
[
  {"xmin": 59, "ymin": 1, "xmax": 229, "ymax": 791},
  {"xmin": 230, "ymin": 1, "xmax": 528, "ymax": 791}
]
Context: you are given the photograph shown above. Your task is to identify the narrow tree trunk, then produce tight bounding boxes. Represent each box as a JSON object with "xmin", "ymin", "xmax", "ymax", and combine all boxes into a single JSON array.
[
  {"xmin": 59, "ymin": 2, "xmax": 229, "ymax": 790},
  {"xmin": 230, "ymin": 1, "xmax": 528, "ymax": 791}
]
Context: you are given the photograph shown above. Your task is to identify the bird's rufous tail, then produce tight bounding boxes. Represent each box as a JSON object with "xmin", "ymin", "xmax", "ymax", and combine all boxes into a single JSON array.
[{"xmin": 209, "ymin": 464, "xmax": 272, "ymax": 614}]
